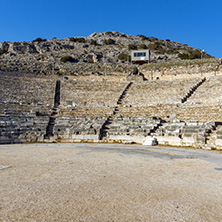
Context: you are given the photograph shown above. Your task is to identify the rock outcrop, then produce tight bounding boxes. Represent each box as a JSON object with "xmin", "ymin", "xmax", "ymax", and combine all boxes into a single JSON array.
[{"xmin": 0, "ymin": 31, "xmax": 215, "ymax": 76}]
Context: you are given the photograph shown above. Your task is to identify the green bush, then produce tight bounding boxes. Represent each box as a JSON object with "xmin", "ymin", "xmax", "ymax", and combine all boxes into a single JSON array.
[
  {"xmin": 118, "ymin": 53, "xmax": 131, "ymax": 61},
  {"xmin": 0, "ymin": 48, "xmax": 7, "ymax": 55},
  {"xmin": 166, "ymin": 47, "xmax": 179, "ymax": 54},
  {"xmin": 32, "ymin": 37, "xmax": 47, "ymax": 42},
  {"xmin": 137, "ymin": 34, "xmax": 149, "ymax": 41},
  {"xmin": 77, "ymin": 37, "xmax": 86, "ymax": 43},
  {"xmin": 178, "ymin": 50, "xmax": 202, "ymax": 60},
  {"xmin": 105, "ymin": 31, "xmax": 113, "ymax": 35},
  {"xmin": 90, "ymin": 40, "xmax": 97, "ymax": 45},
  {"xmin": 60, "ymin": 56, "xmax": 75, "ymax": 63},
  {"xmin": 155, "ymin": 49, "xmax": 167, "ymax": 54},
  {"xmin": 69, "ymin": 37, "xmax": 75, "ymax": 42},
  {"xmin": 69, "ymin": 37, "xmax": 86, "ymax": 43},
  {"xmin": 147, "ymin": 37, "xmax": 158, "ymax": 42},
  {"xmin": 148, "ymin": 43, "xmax": 163, "ymax": 50},
  {"xmin": 104, "ymin": 38, "xmax": 115, "ymax": 45},
  {"xmin": 178, "ymin": 53, "xmax": 189, "ymax": 60},
  {"xmin": 190, "ymin": 50, "xmax": 201, "ymax": 59},
  {"xmin": 138, "ymin": 44, "xmax": 147, "ymax": 49},
  {"xmin": 128, "ymin": 44, "xmax": 137, "ymax": 50}
]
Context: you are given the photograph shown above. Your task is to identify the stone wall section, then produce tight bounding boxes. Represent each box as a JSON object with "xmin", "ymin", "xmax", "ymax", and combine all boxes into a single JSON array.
[
  {"xmin": 0, "ymin": 110, "xmax": 49, "ymax": 144},
  {"xmin": 153, "ymin": 120, "xmax": 217, "ymax": 148},
  {"xmin": 0, "ymin": 73, "xmax": 55, "ymax": 144}
]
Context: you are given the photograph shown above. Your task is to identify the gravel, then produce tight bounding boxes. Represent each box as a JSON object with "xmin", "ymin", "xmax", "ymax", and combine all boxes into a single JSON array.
[{"xmin": 1, "ymin": 143, "xmax": 222, "ymax": 222}]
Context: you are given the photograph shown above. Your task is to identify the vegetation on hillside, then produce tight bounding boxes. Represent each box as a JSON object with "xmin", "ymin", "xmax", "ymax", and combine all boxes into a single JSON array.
[
  {"xmin": 142, "ymin": 58, "xmax": 221, "ymax": 72},
  {"xmin": 32, "ymin": 38, "xmax": 47, "ymax": 42},
  {"xmin": 60, "ymin": 56, "xmax": 76, "ymax": 63},
  {"xmin": 118, "ymin": 53, "xmax": 131, "ymax": 61},
  {"xmin": 104, "ymin": 38, "xmax": 115, "ymax": 45},
  {"xmin": 0, "ymin": 49, "xmax": 7, "ymax": 55},
  {"xmin": 69, "ymin": 37, "xmax": 86, "ymax": 43}
]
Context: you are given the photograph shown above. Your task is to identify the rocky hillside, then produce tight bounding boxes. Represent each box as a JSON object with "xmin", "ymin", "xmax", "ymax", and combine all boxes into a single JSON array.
[{"xmin": 0, "ymin": 31, "xmax": 213, "ymax": 75}]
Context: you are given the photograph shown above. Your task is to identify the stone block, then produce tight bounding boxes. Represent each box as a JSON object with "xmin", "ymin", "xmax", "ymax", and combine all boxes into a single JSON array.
[
  {"xmin": 215, "ymin": 139, "xmax": 222, "ymax": 146},
  {"xmin": 182, "ymin": 137, "xmax": 195, "ymax": 146},
  {"xmin": 0, "ymin": 136, "xmax": 12, "ymax": 144},
  {"xmin": 156, "ymin": 136, "xmax": 182, "ymax": 146},
  {"xmin": 143, "ymin": 136, "xmax": 158, "ymax": 146},
  {"xmin": 71, "ymin": 134, "xmax": 99, "ymax": 140},
  {"xmin": 107, "ymin": 135, "xmax": 145, "ymax": 144}
]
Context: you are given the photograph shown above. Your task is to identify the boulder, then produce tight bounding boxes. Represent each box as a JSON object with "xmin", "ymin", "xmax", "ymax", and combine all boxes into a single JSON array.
[{"xmin": 143, "ymin": 136, "xmax": 158, "ymax": 146}]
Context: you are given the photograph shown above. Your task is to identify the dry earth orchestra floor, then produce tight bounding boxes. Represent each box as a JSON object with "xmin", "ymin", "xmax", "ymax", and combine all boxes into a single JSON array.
[{"xmin": 1, "ymin": 143, "xmax": 222, "ymax": 222}]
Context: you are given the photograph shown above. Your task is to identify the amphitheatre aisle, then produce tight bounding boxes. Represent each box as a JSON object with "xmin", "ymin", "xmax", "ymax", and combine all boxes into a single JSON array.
[{"xmin": 1, "ymin": 71, "xmax": 222, "ymax": 149}]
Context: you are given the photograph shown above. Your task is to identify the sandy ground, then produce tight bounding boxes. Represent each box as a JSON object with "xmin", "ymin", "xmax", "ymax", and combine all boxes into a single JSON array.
[{"xmin": 0, "ymin": 143, "xmax": 222, "ymax": 222}]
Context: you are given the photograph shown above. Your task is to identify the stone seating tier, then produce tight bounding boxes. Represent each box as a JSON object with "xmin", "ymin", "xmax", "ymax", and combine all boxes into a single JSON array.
[
  {"xmin": 186, "ymin": 76, "xmax": 222, "ymax": 104},
  {"xmin": 122, "ymin": 78, "xmax": 202, "ymax": 106},
  {"xmin": 0, "ymin": 103, "xmax": 52, "ymax": 116},
  {"xmin": 0, "ymin": 111, "xmax": 49, "ymax": 144},
  {"xmin": 58, "ymin": 107, "xmax": 113, "ymax": 118},
  {"xmin": 155, "ymin": 121, "xmax": 216, "ymax": 137},
  {"xmin": 60, "ymin": 80, "xmax": 128, "ymax": 108},
  {"xmin": 0, "ymin": 75, "xmax": 55, "ymax": 107},
  {"xmin": 53, "ymin": 116, "xmax": 107, "ymax": 142},
  {"xmin": 107, "ymin": 116, "xmax": 163, "ymax": 136},
  {"xmin": 118, "ymin": 104, "xmax": 222, "ymax": 122}
]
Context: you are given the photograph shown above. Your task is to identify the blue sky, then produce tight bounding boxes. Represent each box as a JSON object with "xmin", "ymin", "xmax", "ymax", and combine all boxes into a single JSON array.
[{"xmin": 1, "ymin": 0, "xmax": 221, "ymax": 57}]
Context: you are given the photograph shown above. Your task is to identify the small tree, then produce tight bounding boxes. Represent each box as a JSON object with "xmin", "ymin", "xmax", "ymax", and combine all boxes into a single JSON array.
[
  {"xmin": 190, "ymin": 50, "xmax": 201, "ymax": 59},
  {"xmin": 69, "ymin": 37, "xmax": 76, "ymax": 42},
  {"xmin": 178, "ymin": 53, "xmax": 189, "ymax": 60},
  {"xmin": 32, "ymin": 37, "xmax": 47, "ymax": 42},
  {"xmin": 138, "ymin": 44, "xmax": 147, "ymax": 49},
  {"xmin": 104, "ymin": 38, "xmax": 115, "ymax": 45},
  {"xmin": 76, "ymin": 37, "xmax": 86, "ymax": 43},
  {"xmin": 148, "ymin": 43, "xmax": 163, "ymax": 50},
  {"xmin": 0, "ymin": 49, "xmax": 7, "ymax": 55},
  {"xmin": 69, "ymin": 37, "xmax": 86, "ymax": 43},
  {"xmin": 105, "ymin": 31, "xmax": 113, "ymax": 35},
  {"xmin": 118, "ymin": 53, "xmax": 131, "ymax": 61},
  {"xmin": 137, "ymin": 34, "xmax": 149, "ymax": 41},
  {"xmin": 60, "ymin": 56, "xmax": 75, "ymax": 63},
  {"xmin": 90, "ymin": 40, "xmax": 97, "ymax": 46},
  {"xmin": 147, "ymin": 37, "xmax": 158, "ymax": 42},
  {"xmin": 128, "ymin": 44, "xmax": 137, "ymax": 50}
]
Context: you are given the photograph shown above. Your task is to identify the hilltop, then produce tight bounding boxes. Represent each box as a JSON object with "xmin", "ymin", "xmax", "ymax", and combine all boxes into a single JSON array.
[{"xmin": 0, "ymin": 31, "xmax": 214, "ymax": 76}]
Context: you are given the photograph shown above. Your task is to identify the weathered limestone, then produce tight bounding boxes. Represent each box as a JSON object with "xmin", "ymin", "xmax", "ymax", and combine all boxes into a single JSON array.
[
  {"xmin": 153, "ymin": 121, "xmax": 216, "ymax": 147},
  {"xmin": 0, "ymin": 73, "xmax": 56, "ymax": 144},
  {"xmin": 107, "ymin": 135, "xmax": 145, "ymax": 144},
  {"xmin": 0, "ymin": 73, "xmax": 55, "ymax": 108},
  {"xmin": 52, "ymin": 116, "xmax": 106, "ymax": 142},
  {"xmin": 60, "ymin": 80, "xmax": 127, "ymax": 108},
  {"xmin": 107, "ymin": 117, "xmax": 162, "ymax": 136},
  {"xmin": 1, "ymin": 31, "xmax": 214, "ymax": 76},
  {"xmin": 122, "ymin": 78, "xmax": 203, "ymax": 106},
  {"xmin": 0, "ymin": 111, "xmax": 49, "ymax": 144},
  {"xmin": 1, "ymin": 72, "xmax": 222, "ymax": 149},
  {"xmin": 186, "ymin": 76, "xmax": 222, "ymax": 105},
  {"xmin": 143, "ymin": 136, "xmax": 158, "ymax": 146}
]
